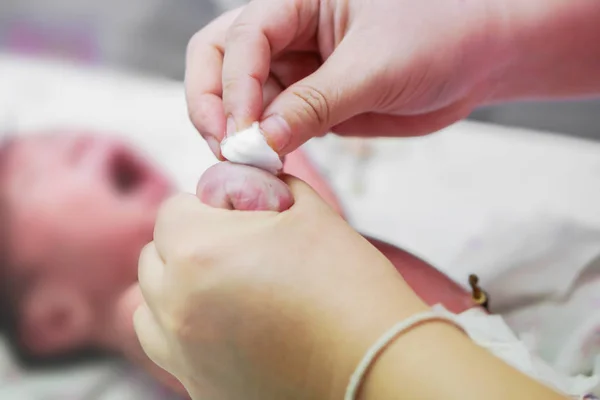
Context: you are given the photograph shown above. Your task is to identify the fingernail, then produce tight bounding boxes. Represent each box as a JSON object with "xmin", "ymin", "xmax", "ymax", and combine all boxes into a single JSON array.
[
  {"xmin": 205, "ymin": 136, "xmax": 222, "ymax": 159},
  {"xmin": 260, "ymin": 114, "xmax": 291, "ymax": 152},
  {"xmin": 226, "ymin": 116, "xmax": 237, "ymax": 137}
]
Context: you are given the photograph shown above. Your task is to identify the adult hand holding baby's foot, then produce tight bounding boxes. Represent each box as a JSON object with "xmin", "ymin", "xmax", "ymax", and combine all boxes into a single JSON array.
[
  {"xmin": 114, "ymin": 162, "xmax": 296, "ymax": 398},
  {"xmin": 131, "ymin": 162, "xmax": 429, "ymax": 399}
]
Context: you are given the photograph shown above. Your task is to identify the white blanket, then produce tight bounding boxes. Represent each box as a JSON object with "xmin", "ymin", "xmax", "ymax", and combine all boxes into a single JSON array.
[
  {"xmin": 1, "ymin": 53, "xmax": 600, "ymax": 396},
  {"xmin": 304, "ymin": 123, "xmax": 600, "ymax": 376}
]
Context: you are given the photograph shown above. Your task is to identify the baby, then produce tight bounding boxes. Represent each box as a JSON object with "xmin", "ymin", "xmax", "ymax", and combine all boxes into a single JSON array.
[{"xmin": 0, "ymin": 131, "xmax": 474, "ymax": 369}]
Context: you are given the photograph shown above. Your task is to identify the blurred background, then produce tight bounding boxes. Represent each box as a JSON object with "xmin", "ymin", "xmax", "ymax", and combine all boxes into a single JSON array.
[
  {"xmin": 0, "ymin": 0, "xmax": 235, "ymax": 79},
  {"xmin": 1, "ymin": 0, "xmax": 599, "ymax": 140}
]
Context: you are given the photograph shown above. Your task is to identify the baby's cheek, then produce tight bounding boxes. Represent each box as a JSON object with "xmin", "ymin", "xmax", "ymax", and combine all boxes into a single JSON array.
[{"xmin": 196, "ymin": 162, "xmax": 294, "ymax": 212}]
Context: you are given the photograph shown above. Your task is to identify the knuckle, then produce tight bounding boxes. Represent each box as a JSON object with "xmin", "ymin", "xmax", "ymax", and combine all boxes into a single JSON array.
[
  {"xmin": 170, "ymin": 297, "xmax": 225, "ymax": 345},
  {"xmin": 138, "ymin": 242, "xmax": 156, "ymax": 267},
  {"xmin": 222, "ymin": 70, "xmax": 263, "ymax": 96},
  {"xmin": 225, "ymin": 20, "xmax": 256, "ymax": 45},
  {"xmin": 290, "ymin": 84, "xmax": 332, "ymax": 126},
  {"xmin": 159, "ymin": 294, "xmax": 202, "ymax": 342},
  {"xmin": 221, "ymin": 74, "xmax": 244, "ymax": 93},
  {"xmin": 169, "ymin": 242, "xmax": 214, "ymax": 273},
  {"xmin": 159, "ymin": 305, "xmax": 185, "ymax": 336},
  {"xmin": 186, "ymin": 30, "xmax": 203, "ymax": 57},
  {"xmin": 155, "ymin": 195, "xmax": 179, "ymax": 223},
  {"xmin": 172, "ymin": 308, "xmax": 196, "ymax": 343},
  {"xmin": 155, "ymin": 194, "xmax": 198, "ymax": 233}
]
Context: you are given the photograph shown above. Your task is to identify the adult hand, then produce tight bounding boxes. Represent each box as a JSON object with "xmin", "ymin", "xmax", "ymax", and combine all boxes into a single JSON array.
[
  {"xmin": 112, "ymin": 152, "xmax": 341, "ymax": 398},
  {"xmin": 133, "ymin": 165, "xmax": 428, "ymax": 399},
  {"xmin": 186, "ymin": 0, "xmax": 511, "ymax": 158}
]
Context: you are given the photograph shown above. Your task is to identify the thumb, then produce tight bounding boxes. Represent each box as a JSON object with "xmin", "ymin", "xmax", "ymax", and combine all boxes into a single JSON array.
[{"xmin": 260, "ymin": 39, "xmax": 381, "ymax": 155}]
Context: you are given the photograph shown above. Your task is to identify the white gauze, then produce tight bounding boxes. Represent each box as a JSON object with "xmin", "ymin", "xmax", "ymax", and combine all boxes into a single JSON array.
[{"xmin": 220, "ymin": 122, "xmax": 283, "ymax": 174}]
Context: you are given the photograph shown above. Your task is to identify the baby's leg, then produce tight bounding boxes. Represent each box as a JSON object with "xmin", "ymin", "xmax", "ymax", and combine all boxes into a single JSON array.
[
  {"xmin": 368, "ymin": 238, "xmax": 475, "ymax": 314},
  {"xmin": 282, "ymin": 152, "xmax": 474, "ymax": 312},
  {"xmin": 283, "ymin": 149, "xmax": 344, "ymax": 215}
]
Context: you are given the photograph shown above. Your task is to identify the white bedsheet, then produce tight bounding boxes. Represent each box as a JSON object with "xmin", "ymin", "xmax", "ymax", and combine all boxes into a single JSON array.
[{"xmin": 1, "ymin": 52, "xmax": 600, "ymax": 395}]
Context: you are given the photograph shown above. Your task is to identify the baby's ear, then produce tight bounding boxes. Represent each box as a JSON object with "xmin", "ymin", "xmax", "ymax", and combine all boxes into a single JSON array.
[{"xmin": 19, "ymin": 282, "xmax": 93, "ymax": 356}]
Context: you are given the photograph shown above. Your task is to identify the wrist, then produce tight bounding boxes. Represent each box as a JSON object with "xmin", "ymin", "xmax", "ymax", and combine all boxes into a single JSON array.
[
  {"xmin": 484, "ymin": 0, "xmax": 600, "ymax": 103},
  {"xmin": 353, "ymin": 314, "xmax": 563, "ymax": 400},
  {"xmin": 429, "ymin": 0, "xmax": 518, "ymax": 111},
  {"xmin": 356, "ymin": 319, "xmax": 466, "ymax": 400},
  {"xmin": 459, "ymin": 0, "xmax": 518, "ymax": 107},
  {"xmin": 310, "ymin": 261, "xmax": 429, "ymax": 399}
]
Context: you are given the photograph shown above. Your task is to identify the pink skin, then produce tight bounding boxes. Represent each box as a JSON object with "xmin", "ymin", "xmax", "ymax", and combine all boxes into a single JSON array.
[
  {"xmin": 1, "ymin": 131, "xmax": 474, "ymax": 398},
  {"xmin": 196, "ymin": 162, "xmax": 294, "ymax": 211}
]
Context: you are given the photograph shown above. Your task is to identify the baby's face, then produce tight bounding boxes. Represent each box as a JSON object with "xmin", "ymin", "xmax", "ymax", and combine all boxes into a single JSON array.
[{"xmin": 1, "ymin": 132, "xmax": 172, "ymax": 355}]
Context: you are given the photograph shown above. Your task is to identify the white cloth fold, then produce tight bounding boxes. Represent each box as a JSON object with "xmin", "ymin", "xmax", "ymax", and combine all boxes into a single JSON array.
[{"xmin": 433, "ymin": 304, "xmax": 600, "ymax": 397}]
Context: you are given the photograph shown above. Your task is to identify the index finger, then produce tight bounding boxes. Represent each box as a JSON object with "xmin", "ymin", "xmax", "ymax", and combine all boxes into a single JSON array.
[
  {"xmin": 222, "ymin": 0, "xmax": 320, "ymax": 144},
  {"xmin": 185, "ymin": 7, "xmax": 243, "ymax": 154}
]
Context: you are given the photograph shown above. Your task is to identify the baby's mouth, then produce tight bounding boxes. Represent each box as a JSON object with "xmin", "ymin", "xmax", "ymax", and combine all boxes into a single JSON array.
[
  {"xmin": 109, "ymin": 149, "xmax": 145, "ymax": 195},
  {"xmin": 106, "ymin": 145, "xmax": 171, "ymax": 201},
  {"xmin": 107, "ymin": 147, "xmax": 147, "ymax": 195}
]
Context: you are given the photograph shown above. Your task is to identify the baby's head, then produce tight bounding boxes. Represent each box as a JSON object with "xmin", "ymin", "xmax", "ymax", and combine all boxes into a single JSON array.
[{"xmin": 0, "ymin": 132, "xmax": 172, "ymax": 365}]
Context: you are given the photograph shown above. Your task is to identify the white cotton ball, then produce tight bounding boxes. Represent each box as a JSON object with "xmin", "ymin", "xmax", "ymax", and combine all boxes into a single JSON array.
[{"xmin": 220, "ymin": 122, "xmax": 283, "ymax": 174}]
